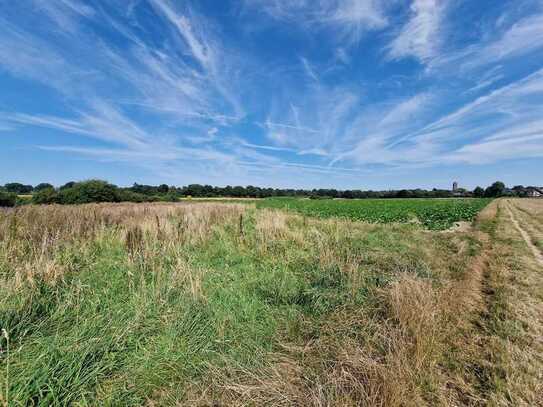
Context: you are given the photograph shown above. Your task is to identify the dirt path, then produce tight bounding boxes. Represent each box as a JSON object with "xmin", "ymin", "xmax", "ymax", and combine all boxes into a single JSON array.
[
  {"xmin": 505, "ymin": 200, "xmax": 543, "ymax": 267},
  {"xmin": 442, "ymin": 199, "xmax": 543, "ymax": 405}
]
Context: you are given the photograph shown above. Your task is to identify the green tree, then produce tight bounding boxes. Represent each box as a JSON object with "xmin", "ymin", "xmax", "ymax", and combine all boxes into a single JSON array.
[
  {"xmin": 185, "ymin": 184, "xmax": 204, "ymax": 197},
  {"xmin": 4, "ymin": 183, "xmax": 33, "ymax": 194},
  {"xmin": 59, "ymin": 181, "xmax": 76, "ymax": 190},
  {"xmin": 157, "ymin": 184, "xmax": 169, "ymax": 194},
  {"xmin": 34, "ymin": 183, "xmax": 55, "ymax": 192},
  {"xmin": 473, "ymin": 186, "xmax": 485, "ymax": 197},
  {"xmin": 232, "ymin": 186, "xmax": 246, "ymax": 197},
  {"xmin": 484, "ymin": 181, "xmax": 506, "ymax": 198}
]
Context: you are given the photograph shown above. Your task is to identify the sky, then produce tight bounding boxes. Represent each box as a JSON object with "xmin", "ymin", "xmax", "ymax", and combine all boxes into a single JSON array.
[{"xmin": 1, "ymin": 0, "xmax": 543, "ymax": 190}]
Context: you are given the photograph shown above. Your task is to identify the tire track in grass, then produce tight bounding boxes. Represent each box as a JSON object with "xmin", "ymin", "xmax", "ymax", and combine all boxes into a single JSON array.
[{"xmin": 505, "ymin": 201, "xmax": 543, "ymax": 267}]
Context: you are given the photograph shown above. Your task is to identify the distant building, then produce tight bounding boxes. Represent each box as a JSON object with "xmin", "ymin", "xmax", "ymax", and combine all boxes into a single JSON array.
[
  {"xmin": 452, "ymin": 182, "xmax": 458, "ymax": 192},
  {"xmin": 526, "ymin": 187, "xmax": 543, "ymax": 198}
]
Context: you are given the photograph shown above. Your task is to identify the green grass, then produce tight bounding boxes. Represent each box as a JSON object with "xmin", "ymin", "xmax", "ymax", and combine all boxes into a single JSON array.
[{"xmin": 258, "ymin": 197, "xmax": 492, "ymax": 230}]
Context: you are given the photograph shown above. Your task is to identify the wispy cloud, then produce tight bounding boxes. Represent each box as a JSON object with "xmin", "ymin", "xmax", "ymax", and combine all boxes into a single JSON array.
[
  {"xmin": 421, "ymin": 68, "xmax": 543, "ymax": 135},
  {"xmin": 244, "ymin": 0, "xmax": 389, "ymax": 44},
  {"xmin": 428, "ymin": 11, "xmax": 543, "ymax": 73},
  {"xmin": 465, "ymin": 66, "xmax": 504, "ymax": 94},
  {"xmin": 149, "ymin": 0, "xmax": 215, "ymax": 71},
  {"xmin": 332, "ymin": 92, "xmax": 435, "ymax": 165},
  {"xmin": 0, "ymin": 19, "xmax": 83, "ymax": 92},
  {"xmin": 472, "ymin": 13, "xmax": 543, "ymax": 67},
  {"xmin": 5, "ymin": 103, "xmax": 150, "ymax": 150},
  {"xmin": 144, "ymin": 1, "xmax": 245, "ymax": 118},
  {"xmin": 32, "ymin": 0, "xmax": 95, "ymax": 32},
  {"xmin": 262, "ymin": 120, "xmax": 320, "ymax": 134},
  {"xmin": 300, "ymin": 57, "xmax": 319, "ymax": 83},
  {"xmin": 263, "ymin": 85, "xmax": 360, "ymax": 156},
  {"xmin": 388, "ymin": 0, "xmax": 448, "ymax": 63},
  {"xmin": 393, "ymin": 68, "xmax": 543, "ymax": 165},
  {"xmin": 445, "ymin": 134, "xmax": 543, "ymax": 164}
]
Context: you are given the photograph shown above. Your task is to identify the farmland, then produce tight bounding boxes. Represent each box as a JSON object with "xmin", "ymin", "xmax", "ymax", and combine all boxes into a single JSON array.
[
  {"xmin": 258, "ymin": 197, "xmax": 492, "ymax": 230},
  {"xmin": 1, "ymin": 199, "xmax": 542, "ymax": 406}
]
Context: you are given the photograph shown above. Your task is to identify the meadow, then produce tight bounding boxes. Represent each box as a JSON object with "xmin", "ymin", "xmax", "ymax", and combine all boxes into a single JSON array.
[
  {"xmin": 258, "ymin": 197, "xmax": 492, "ymax": 230},
  {"xmin": 1, "ymin": 199, "xmax": 542, "ymax": 406}
]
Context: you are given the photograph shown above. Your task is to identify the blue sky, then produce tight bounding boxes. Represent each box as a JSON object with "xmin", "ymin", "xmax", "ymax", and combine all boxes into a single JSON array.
[{"xmin": 1, "ymin": 0, "xmax": 543, "ymax": 190}]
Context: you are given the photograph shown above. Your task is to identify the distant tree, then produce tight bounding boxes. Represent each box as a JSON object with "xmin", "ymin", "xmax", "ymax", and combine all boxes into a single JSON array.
[
  {"xmin": 59, "ymin": 181, "xmax": 76, "ymax": 190},
  {"xmin": 473, "ymin": 186, "xmax": 485, "ymax": 197},
  {"xmin": 201, "ymin": 185, "xmax": 213, "ymax": 197},
  {"xmin": 32, "ymin": 188, "xmax": 59, "ymax": 204},
  {"xmin": 484, "ymin": 181, "xmax": 506, "ymax": 198},
  {"xmin": 4, "ymin": 180, "xmax": 519, "ymax": 204},
  {"xmin": 185, "ymin": 184, "xmax": 204, "ymax": 197},
  {"xmin": 232, "ymin": 186, "xmax": 246, "ymax": 197},
  {"xmin": 222, "ymin": 185, "xmax": 233, "ymax": 197},
  {"xmin": 4, "ymin": 183, "xmax": 33, "ymax": 194},
  {"xmin": 512, "ymin": 185, "xmax": 525, "ymax": 197},
  {"xmin": 130, "ymin": 183, "xmax": 160, "ymax": 195},
  {"xmin": 0, "ymin": 191, "xmax": 17, "ymax": 207},
  {"xmin": 397, "ymin": 189, "xmax": 414, "ymax": 198},
  {"xmin": 157, "ymin": 184, "xmax": 169, "ymax": 194},
  {"xmin": 246, "ymin": 185, "xmax": 258, "ymax": 197},
  {"xmin": 34, "ymin": 183, "xmax": 54, "ymax": 192}
]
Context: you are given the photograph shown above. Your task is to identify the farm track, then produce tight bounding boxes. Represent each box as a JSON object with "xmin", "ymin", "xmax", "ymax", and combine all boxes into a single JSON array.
[
  {"xmin": 505, "ymin": 200, "xmax": 543, "ymax": 267},
  {"xmin": 471, "ymin": 200, "xmax": 543, "ymax": 405},
  {"xmin": 444, "ymin": 199, "xmax": 543, "ymax": 405},
  {"xmin": 450, "ymin": 202, "xmax": 496, "ymax": 405}
]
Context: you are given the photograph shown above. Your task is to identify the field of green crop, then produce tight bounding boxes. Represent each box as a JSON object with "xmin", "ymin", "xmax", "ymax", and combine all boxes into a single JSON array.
[{"xmin": 258, "ymin": 198, "xmax": 492, "ymax": 230}]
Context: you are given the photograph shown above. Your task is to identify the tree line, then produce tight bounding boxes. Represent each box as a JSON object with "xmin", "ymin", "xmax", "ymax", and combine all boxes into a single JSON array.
[{"xmin": 0, "ymin": 179, "xmax": 535, "ymax": 207}]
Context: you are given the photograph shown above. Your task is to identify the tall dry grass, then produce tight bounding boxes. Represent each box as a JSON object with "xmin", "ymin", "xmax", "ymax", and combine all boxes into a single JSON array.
[{"xmin": 0, "ymin": 202, "xmax": 245, "ymax": 288}]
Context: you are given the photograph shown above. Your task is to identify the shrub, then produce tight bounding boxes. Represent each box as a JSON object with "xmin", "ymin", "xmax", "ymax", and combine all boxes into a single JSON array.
[
  {"xmin": 165, "ymin": 192, "xmax": 179, "ymax": 202},
  {"xmin": 117, "ymin": 190, "xmax": 147, "ymax": 203},
  {"xmin": 58, "ymin": 180, "xmax": 120, "ymax": 204},
  {"xmin": 16, "ymin": 196, "xmax": 32, "ymax": 206},
  {"xmin": 152, "ymin": 192, "xmax": 179, "ymax": 202},
  {"xmin": 309, "ymin": 195, "xmax": 333, "ymax": 200},
  {"xmin": 0, "ymin": 191, "xmax": 17, "ymax": 207},
  {"xmin": 32, "ymin": 188, "xmax": 59, "ymax": 204}
]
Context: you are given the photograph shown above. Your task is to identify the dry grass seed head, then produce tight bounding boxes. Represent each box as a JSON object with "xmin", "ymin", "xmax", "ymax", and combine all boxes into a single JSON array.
[
  {"xmin": 172, "ymin": 258, "xmax": 206, "ymax": 302},
  {"xmin": 255, "ymin": 209, "xmax": 288, "ymax": 241}
]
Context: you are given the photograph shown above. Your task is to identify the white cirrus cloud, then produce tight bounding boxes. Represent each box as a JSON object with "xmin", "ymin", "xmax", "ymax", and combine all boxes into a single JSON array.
[
  {"xmin": 244, "ymin": 0, "xmax": 389, "ymax": 44},
  {"xmin": 388, "ymin": 0, "xmax": 448, "ymax": 63}
]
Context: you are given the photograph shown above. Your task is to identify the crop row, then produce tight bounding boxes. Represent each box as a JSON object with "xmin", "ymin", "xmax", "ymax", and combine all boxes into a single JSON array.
[{"xmin": 257, "ymin": 198, "xmax": 492, "ymax": 230}]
